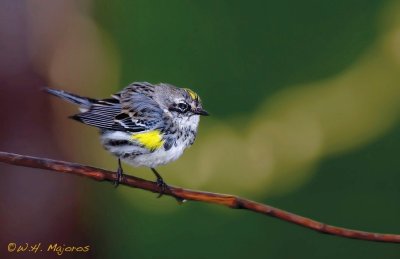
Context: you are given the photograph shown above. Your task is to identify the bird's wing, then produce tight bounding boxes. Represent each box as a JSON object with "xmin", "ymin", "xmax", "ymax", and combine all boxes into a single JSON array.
[
  {"xmin": 71, "ymin": 83, "xmax": 165, "ymax": 133},
  {"xmin": 70, "ymin": 96, "xmax": 129, "ymax": 131},
  {"xmin": 114, "ymin": 84, "xmax": 165, "ymax": 132}
]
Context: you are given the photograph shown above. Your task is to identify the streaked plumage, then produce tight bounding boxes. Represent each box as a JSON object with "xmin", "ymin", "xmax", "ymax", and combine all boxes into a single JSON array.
[{"xmin": 45, "ymin": 82, "xmax": 208, "ymax": 189}]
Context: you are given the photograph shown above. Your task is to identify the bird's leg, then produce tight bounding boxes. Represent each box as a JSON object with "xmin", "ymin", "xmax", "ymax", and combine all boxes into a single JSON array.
[
  {"xmin": 150, "ymin": 168, "xmax": 185, "ymax": 203},
  {"xmin": 151, "ymin": 168, "xmax": 169, "ymax": 198},
  {"xmin": 114, "ymin": 158, "xmax": 124, "ymax": 187}
]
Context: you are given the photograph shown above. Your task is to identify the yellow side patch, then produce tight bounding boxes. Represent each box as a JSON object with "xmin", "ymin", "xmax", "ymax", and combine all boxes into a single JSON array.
[
  {"xmin": 131, "ymin": 130, "xmax": 164, "ymax": 151},
  {"xmin": 184, "ymin": 88, "xmax": 198, "ymax": 100}
]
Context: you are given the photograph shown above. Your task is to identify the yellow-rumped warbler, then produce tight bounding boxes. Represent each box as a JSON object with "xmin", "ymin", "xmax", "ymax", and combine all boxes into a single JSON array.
[{"xmin": 45, "ymin": 82, "xmax": 208, "ymax": 193}]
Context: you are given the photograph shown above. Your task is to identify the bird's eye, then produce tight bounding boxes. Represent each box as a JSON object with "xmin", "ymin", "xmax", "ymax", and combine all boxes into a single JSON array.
[{"xmin": 177, "ymin": 102, "xmax": 189, "ymax": 112}]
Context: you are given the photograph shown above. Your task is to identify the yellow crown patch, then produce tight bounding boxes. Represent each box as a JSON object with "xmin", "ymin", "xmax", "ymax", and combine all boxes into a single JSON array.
[{"xmin": 184, "ymin": 88, "xmax": 199, "ymax": 101}]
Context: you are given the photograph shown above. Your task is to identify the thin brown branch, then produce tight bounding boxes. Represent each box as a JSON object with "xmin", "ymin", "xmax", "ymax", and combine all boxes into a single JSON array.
[{"xmin": 0, "ymin": 151, "xmax": 399, "ymax": 243}]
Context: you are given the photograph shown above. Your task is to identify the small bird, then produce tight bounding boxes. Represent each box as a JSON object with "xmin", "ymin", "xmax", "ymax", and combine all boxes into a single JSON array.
[{"xmin": 45, "ymin": 82, "xmax": 208, "ymax": 194}]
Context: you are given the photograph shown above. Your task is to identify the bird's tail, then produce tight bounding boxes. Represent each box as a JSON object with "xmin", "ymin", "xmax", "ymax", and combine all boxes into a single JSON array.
[{"xmin": 44, "ymin": 88, "xmax": 95, "ymax": 110}]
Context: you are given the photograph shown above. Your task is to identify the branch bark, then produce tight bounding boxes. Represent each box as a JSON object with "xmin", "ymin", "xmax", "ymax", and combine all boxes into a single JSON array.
[{"xmin": 1, "ymin": 151, "xmax": 399, "ymax": 243}]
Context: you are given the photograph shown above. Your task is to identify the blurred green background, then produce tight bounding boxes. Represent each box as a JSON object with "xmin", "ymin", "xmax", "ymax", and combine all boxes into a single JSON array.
[{"xmin": 1, "ymin": 0, "xmax": 400, "ymax": 258}]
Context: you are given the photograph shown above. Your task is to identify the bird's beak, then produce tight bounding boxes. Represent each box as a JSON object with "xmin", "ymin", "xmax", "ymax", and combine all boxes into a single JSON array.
[{"xmin": 194, "ymin": 108, "xmax": 210, "ymax": 116}]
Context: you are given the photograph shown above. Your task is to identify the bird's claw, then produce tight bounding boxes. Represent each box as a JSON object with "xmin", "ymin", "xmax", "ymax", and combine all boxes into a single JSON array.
[
  {"xmin": 156, "ymin": 177, "xmax": 169, "ymax": 198},
  {"xmin": 114, "ymin": 173, "xmax": 123, "ymax": 187},
  {"xmin": 114, "ymin": 158, "xmax": 124, "ymax": 187}
]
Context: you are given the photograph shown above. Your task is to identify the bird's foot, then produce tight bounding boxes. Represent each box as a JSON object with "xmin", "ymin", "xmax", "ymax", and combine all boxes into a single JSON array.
[
  {"xmin": 151, "ymin": 168, "xmax": 169, "ymax": 198},
  {"xmin": 150, "ymin": 168, "xmax": 185, "ymax": 203},
  {"xmin": 155, "ymin": 176, "xmax": 169, "ymax": 198},
  {"xmin": 155, "ymin": 177, "xmax": 186, "ymax": 203},
  {"xmin": 114, "ymin": 158, "xmax": 124, "ymax": 187}
]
